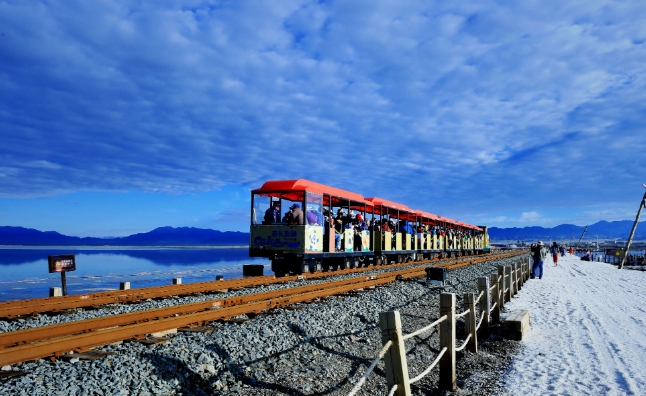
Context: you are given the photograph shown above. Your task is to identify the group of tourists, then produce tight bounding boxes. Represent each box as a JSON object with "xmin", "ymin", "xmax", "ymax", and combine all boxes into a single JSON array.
[
  {"xmin": 530, "ymin": 241, "xmax": 577, "ymax": 279},
  {"xmin": 263, "ymin": 201, "xmax": 483, "ymax": 252}
]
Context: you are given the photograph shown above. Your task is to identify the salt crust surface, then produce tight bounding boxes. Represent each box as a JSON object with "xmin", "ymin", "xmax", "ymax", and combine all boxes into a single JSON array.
[{"xmin": 501, "ymin": 253, "xmax": 646, "ymax": 395}]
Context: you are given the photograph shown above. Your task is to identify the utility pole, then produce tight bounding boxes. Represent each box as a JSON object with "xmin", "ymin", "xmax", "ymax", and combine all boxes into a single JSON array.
[
  {"xmin": 619, "ymin": 184, "xmax": 646, "ymax": 269},
  {"xmin": 575, "ymin": 226, "xmax": 589, "ymax": 250}
]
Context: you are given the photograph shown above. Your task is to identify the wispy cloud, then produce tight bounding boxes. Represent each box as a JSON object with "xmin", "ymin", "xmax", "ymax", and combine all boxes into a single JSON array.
[{"xmin": 1, "ymin": 1, "xmax": 645, "ymax": 230}]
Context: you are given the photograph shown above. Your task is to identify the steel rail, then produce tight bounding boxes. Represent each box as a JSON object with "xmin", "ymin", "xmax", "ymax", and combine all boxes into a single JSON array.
[
  {"xmin": 4, "ymin": 253, "xmax": 513, "ymax": 348},
  {"xmin": 0, "ymin": 251, "xmax": 524, "ymax": 366},
  {"xmin": 0, "ymin": 273, "xmax": 398, "ymax": 349},
  {"xmin": 0, "ymin": 251, "xmax": 523, "ymax": 319},
  {"xmin": 0, "ymin": 269, "xmax": 429, "ymax": 366}
]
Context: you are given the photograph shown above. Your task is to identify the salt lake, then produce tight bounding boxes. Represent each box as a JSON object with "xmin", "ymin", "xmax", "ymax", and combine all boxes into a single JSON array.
[{"xmin": 0, "ymin": 247, "xmax": 268, "ymax": 302}]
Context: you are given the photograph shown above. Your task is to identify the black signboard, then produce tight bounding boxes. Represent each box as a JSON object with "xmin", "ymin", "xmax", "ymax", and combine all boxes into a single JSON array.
[{"xmin": 48, "ymin": 254, "xmax": 76, "ymax": 273}]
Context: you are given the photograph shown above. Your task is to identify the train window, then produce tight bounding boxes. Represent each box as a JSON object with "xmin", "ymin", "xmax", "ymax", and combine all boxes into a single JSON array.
[
  {"xmin": 252, "ymin": 194, "xmax": 272, "ymax": 225},
  {"xmin": 305, "ymin": 192, "xmax": 323, "ymax": 226}
]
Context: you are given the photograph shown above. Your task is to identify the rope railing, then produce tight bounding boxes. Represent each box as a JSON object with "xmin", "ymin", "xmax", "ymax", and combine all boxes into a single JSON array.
[
  {"xmin": 347, "ymin": 340, "xmax": 393, "ymax": 396},
  {"xmin": 475, "ymin": 290, "xmax": 484, "ymax": 304},
  {"xmin": 475, "ymin": 310, "xmax": 486, "ymax": 331},
  {"xmin": 403, "ymin": 315, "xmax": 447, "ymax": 340},
  {"xmin": 373, "ymin": 256, "xmax": 530, "ymax": 393},
  {"xmin": 455, "ymin": 334, "xmax": 472, "ymax": 352},
  {"xmin": 409, "ymin": 347, "xmax": 447, "ymax": 384}
]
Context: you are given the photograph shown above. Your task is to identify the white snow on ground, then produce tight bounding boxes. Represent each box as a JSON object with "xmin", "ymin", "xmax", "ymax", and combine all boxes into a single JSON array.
[{"xmin": 500, "ymin": 253, "xmax": 646, "ymax": 396}]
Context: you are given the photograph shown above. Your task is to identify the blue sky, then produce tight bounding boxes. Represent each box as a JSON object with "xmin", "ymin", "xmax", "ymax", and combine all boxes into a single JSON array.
[{"xmin": 1, "ymin": 0, "xmax": 646, "ymax": 236}]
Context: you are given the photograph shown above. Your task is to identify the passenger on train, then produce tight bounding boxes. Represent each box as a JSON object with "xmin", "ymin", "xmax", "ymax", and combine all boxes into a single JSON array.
[
  {"xmin": 289, "ymin": 204, "xmax": 304, "ymax": 225},
  {"xmin": 342, "ymin": 212, "xmax": 354, "ymax": 230},
  {"xmin": 326, "ymin": 215, "xmax": 342, "ymax": 252},
  {"xmin": 354, "ymin": 214, "xmax": 368, "ymax": 251},
  {"xmin": 306, "ymin": 206, "xmax": 322, "ymax": 226},
  {"xmin": 334, "ymin": 210, "xmax": 344, "ymax": 231},
  {"xmin": 282, "ymin": 211, "xmax": 293, "ymax": 223},
  {"xmin": 370, "ymin": 219, "xmax": 380, "ymax": 232},
  {"xmin": 381, "ymin": 219, "xmax": 391, "ymax": 232},
  {"xmin": 263, "ymin": 202, "xmax": 280, "ymax": 224},
  {"xmin": 417, "ymin": 225, "xmax": 426, "ymax": 248},
  {"xmin": 355, "ymin": 214, "xmax": 368, "ymax": 231},
  {"xmin": 399, "ymin": 220, "xmax": 413, "ymax": 234}
]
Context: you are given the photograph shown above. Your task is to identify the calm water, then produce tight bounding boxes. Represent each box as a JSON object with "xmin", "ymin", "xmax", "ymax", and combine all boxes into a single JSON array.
[{"xmin": 0, "ymin": 247, "xmax": 269, "ymax": 302}]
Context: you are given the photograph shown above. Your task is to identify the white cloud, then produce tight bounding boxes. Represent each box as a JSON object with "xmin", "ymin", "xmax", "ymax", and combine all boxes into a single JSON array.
[
  {"xmin": 520, "ymin": 212, "xmax": 543, "ymax": 223},
  {"xmin": 0, "ymin": 0, "xmax": 645, "ymax": 229}
]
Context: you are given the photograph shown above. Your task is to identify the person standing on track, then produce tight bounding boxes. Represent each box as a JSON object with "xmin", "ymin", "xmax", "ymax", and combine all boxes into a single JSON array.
[
  {"xmin": 531, "ymin": 241, "xmax": 548, "ymax": 279},
  {"xmin": 551, "ymin": 242, "xmax": 559, "ymax": 266}
]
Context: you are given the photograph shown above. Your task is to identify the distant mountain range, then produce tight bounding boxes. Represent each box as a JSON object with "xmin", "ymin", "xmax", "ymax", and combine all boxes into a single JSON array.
[
  {"xmin": 489, "ymin": 220, "xmax": 646, "ymax": 242},
  {"xmin": 1, "ymin": 220, "xmax": 644, "ymax": 246},
  {"xmin": 0, "ymin": 226, "xmax": 250, "ymax": 246}
]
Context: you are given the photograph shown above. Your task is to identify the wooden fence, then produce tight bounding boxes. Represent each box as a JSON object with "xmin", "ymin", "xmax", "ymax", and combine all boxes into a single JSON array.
[{"xmin": 347, "ymin": 257, "xmax": 531, "ymax": 396}]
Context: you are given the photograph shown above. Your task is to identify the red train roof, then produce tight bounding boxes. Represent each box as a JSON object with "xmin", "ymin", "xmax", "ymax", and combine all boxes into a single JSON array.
[
  {"xmin": 415, "ymin": 210, "xmax": 440, "ymax": 221},
  {"xmin": 252, "ymin": 179, "xmax": 372, "ymax": 211},
  {"xmin": 252, "ymin": 179, "xmax": 483, "ymax": 230},
  {"xmin": 252, "ymin": 179, "xmax": 365, "ymax": 200},
  {"xmin": 364, "ymin": 197, "xmax": 413, "ymax": 212}
]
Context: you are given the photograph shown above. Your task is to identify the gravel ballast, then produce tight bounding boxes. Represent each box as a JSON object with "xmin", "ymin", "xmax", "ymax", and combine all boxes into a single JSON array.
[{"xmin": 0, "ymin": 255, "xmax": 527, "ymax": 395}]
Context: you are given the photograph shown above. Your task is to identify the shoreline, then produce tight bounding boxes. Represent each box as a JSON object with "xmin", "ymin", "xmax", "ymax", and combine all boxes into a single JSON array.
[{"xmin": 0, "ymin": 245, "xmax": 250, "ymax": 249}]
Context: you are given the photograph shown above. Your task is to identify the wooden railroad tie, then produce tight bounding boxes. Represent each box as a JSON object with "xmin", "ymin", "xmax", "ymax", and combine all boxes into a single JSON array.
[
  {"xmin": 135, "ymin": 337, "xmax": 172, "ymax": 345},
  {"xmin": 61, "ymin": 351, "xmax": 117, "ymax": 361},
  {"xmin": 178, "ymin": 326, "xmax": 214, "ymax": 334},
  {"xmin": 0, "ymin": 370, "xmax": 28, "ymax": 382}
]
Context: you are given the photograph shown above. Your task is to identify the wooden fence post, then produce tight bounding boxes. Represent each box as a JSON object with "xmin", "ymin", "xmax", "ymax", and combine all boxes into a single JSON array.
[
  {"xmin": 464, "ymin": 293, "xmax": 477, "ymax": 353},
  {"xmin": 478, "ymin": 277, "xmax": 491, "ymax": 337},
  {"xmin": 379, "ymin": 311, "xmax": 411, "ymax": 396},
  {"xmin": 518, "ymin": 260, "xmax": 525, "ymax": 290},
  {"xmin": 497, "ymin": 266, "xmax": 506, "ymax": 311},
  {"xmin": 504, "ymin": 266, "xmax": 512, "ymax": 302},
  {"xmin": 489, "ymin": 274, "xmax": 500, "ymax": 323},
  {"xmin": 514, "ymin": 262, "xmax": 520, "ymax": 293},
  {"xmin": 521, "ymin": 259, "xmax": 526, "ymax": 283},
  {"xmin": 509, "ymin": 263, "xmax": 516, "ymax": 297},
  {"xmin": 439, "ymin": 293, "xmax": 456, "ymax": 391}
]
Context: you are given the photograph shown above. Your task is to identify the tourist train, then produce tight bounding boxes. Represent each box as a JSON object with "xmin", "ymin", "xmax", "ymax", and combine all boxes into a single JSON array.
[{"xmin": 249, "ymin": 179, "xmax": 490, "ymax": 276}]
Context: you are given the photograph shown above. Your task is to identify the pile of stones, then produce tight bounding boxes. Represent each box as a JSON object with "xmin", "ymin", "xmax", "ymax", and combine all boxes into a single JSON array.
[{"xmin": 0, "ymin": 255, "xmax": 526, "ymax": 395}]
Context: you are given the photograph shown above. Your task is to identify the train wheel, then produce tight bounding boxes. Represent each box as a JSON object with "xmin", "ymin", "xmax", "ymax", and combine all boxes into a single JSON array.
[
  {"xmin": 322, "ymin": 259, "xmax": 330, "ymax": 272},
  {"xmin": 375, "ymin": 255, "xmax": 383, "ymax": 266},
  {"xmin": 397, "ymin": 255, "xmax": 404, "ymax": 264},
  {"xmin": 348, "ymin": 257, "xmax": 356, "ymax": 269},
  {"xmin": 340, "ymin": 257, "xmax": 348, "ymax": 270}
]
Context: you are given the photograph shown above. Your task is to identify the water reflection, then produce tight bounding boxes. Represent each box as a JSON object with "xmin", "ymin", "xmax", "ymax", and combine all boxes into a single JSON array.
[{"xmin": 0, "ymin": 248, "xmax": 269, "ymax": 302}]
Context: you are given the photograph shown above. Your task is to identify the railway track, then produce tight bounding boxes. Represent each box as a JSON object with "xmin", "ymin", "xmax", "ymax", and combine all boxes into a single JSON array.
[
  {"xmin": 0, "ymin": 251, "xmax": 522, "ymax": 319},
  {"xmin": 0, "ymin": 251, "xmax": 526, "ymax": 366}
]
